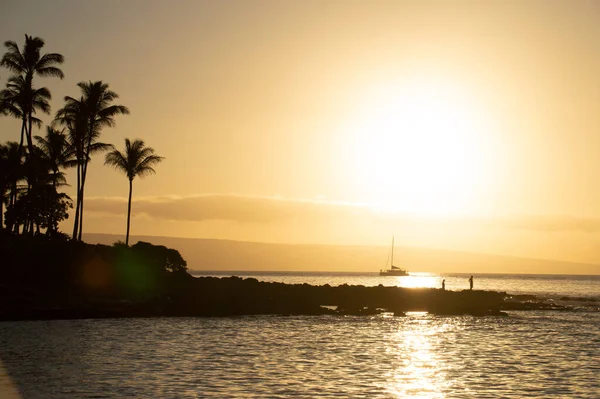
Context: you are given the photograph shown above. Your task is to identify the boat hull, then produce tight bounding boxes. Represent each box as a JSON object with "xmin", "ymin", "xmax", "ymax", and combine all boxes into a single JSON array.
[{"xmin": 379, "ymin": 270, "xmax": 408, "ymax": 276}]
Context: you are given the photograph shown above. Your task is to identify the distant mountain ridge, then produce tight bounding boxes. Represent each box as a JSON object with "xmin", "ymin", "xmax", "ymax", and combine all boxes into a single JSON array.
[{"xmin": 83, "ymin": 233, "xmax": 600, "ymax": 275}]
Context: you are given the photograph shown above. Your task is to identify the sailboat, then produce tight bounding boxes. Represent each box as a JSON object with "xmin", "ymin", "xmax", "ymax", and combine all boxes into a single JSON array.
[{"xmin": 379, "ymin": 236, "xmax": 408, "ymax": 276}]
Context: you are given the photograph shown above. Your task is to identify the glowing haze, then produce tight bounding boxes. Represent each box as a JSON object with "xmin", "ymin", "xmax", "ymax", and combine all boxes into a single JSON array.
[{"xmin": 1, "ymin": 1, "xmax": 600, "ymax": 271}]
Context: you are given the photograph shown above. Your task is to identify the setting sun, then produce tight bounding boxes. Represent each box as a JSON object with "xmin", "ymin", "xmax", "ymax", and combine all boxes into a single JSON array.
[
  {"xmin": 1, "ymin": 2, "xmax": 600, "ymax": 399},
  {"xmin": 344, "ymin": 77, "xmax": 492, "ymax": 215}
]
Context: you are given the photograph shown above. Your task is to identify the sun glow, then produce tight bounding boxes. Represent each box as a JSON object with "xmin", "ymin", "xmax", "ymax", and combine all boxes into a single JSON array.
[
  {"xmin": 344, "ymin": 78, "xmax": 493, "ymax": 216},
  {"xmin": 398, "ymin": 273, "xmax": 440, "ymax": 289}
]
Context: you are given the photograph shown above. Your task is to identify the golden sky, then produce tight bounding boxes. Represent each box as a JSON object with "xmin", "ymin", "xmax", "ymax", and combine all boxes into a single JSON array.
[{"xmin": 2, "ymin": 1, "xmax": 600, "ymax": 268}]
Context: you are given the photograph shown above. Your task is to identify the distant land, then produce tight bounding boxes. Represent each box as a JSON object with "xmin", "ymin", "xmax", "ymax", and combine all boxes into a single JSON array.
[{"xmin": 83, "ymin": 233, "xmax": 599, "ymax": 275}]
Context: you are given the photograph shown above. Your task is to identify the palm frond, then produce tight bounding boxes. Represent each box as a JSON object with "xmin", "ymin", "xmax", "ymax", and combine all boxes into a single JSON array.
[
  {"xmin": 104, "ymin": 148, "xmax": 129, "ymax": 173},
  {"xmin": 0, "ymin": 41, "xmax": 25, "ymax": 73},
  {"xmin": 36, "ymin": 66, "xmax": 64, "ymax": 79},
  {"xmin": 37, "ymin": 52, "xmax": 64, "ymax": 69},
  {"xmin": 30, "ymin": 116, "xmax": 43, "ymax": 128},
  {"xmin": 106, "ymin": 138, "xmax": 164, "ymax": 181},
  {"xmin": 136, "ymin": 154, "xmax": 164, "ymax": 178}
]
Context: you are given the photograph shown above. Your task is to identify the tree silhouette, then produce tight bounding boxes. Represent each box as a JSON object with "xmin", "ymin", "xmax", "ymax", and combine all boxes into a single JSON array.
[
  {"xmin": 0, "ymin": 75, "xmax": 48, "ymax": 151},
  {"xmin": 34, "ymin": 127, "xmax": 74, "ymax": 234},
  {"xmin": 35, "ymin": 127, "xmax": 74, "ymax": 188},
  {"xmin": 0, "ymin": 142, "xmax": 23, "ymax": 232},
  {"xmin": 55, "ymin": 81, "xmax": 129, "ymax": 240},
  {"xmin": 0, "ymin": 143, "xmax": 10, "ymax": 229},
  {"xmin": 7, "ymin": 145, "xmax": 71, "ymax": 235},
  {"xmin": 1, "ymin": 35, "xmax": 64, "ymax": 154},
  {"xmin": 105, "ymin": 139, "xmax": 164, "ymax": 246}
]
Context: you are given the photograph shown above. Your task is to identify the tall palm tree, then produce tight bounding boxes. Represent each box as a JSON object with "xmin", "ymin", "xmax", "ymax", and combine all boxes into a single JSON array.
[
  {"xmin": 1, "ymin": 35, "xmax": 64, "ymax": 154},
  {"xmin": 55, "ymin": 81, "xmax": 129, "ymax": 240},
  {"xmin": 105, "ymin": 139, "xmax": 164, "ymax": 246},
  {"xmin": 54, "ymin": 97, "xmax": 89, "ymax": 239},
  {"xmin": 1, "ymin": 75, "xmax": 50, "ymax": 151}
]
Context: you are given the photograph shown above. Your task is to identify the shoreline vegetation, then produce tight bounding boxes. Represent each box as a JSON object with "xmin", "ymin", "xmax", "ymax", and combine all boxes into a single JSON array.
[
  {"xmin": 1, "ymin": 34, "xmax": 163, "ymax": 247},
  {"xmin": 0, "ymin": 234, "xmax": 581, "ymax": 322}
]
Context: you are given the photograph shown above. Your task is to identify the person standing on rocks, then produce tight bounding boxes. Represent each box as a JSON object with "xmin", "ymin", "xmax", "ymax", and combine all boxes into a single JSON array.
[{"xmin": 469, "ymin": 275, "xmax": 474, "ymax": 290}]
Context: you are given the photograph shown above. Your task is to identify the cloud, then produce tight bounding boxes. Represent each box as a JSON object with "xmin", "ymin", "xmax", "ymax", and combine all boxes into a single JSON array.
[
  {"xmin": 83, "ymin": 193, "xmax": 600, "ymax": 233},
  {"xmin": 83, "ymin": 194, "xmax": 374, "ymax": 223}
]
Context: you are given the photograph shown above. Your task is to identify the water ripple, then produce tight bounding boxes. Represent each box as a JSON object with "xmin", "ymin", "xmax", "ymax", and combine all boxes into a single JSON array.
[{"xmin": 0, "ymin": 312, "xmax": 598, "ymax": 398}]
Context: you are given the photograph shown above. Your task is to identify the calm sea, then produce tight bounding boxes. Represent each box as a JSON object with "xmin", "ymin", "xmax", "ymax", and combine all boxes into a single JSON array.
[{"xmin": 1, "ymin": 273, "xmax": 598, "ymax": 398}]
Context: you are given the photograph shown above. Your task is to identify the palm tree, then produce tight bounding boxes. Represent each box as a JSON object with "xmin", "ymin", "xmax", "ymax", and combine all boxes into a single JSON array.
[
  {"xmin": 34, "ymin": 127, "xmax": 74, "ymax": 235},
  {"xmin": 105, "ymin": 139, "xmax": 164, "ymax": 246},
  {"xmin": 55, "ymin": 81, "xmax": 129, "ymax": 240},
  {"xmin": 54, "ymin": 97, "xmax": 90, "ymax": 239},
  {"xmin": 35, "ymin": 127, "xmax": 74, "ymax": 187},
  {"xmin": 1, "ymin": 35, "xmax": 64, "ymax": 154},
  {"xmin": 0, "ymin": 75, "xmax": 49, "ymax": 151}
]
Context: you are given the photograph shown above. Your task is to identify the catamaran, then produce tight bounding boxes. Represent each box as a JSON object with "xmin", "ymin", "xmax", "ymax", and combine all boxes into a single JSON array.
[{"xmin": 379, "ymin": 235, "xmax": 408, "ymax": 276}]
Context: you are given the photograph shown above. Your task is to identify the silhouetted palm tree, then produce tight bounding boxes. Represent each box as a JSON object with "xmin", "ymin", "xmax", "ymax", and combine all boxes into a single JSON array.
[
  {"xmin": 0, "ymin": 75, "xmax": 48, "ymax": 151},
  {"xmin": 105, "ymin": 139, "xmax": 164, "ymax": 246},
  {"xmin": 54, "ymin": 97, "xmax": 90, "ymax": 238},
  {"xmin": 34, "ymin": 127, "xmax": 74, "ymax": 235},
  {"xmin": 1, "ymin": 35, "xmax": 64, "ymax": 153},
  {"xmin": 55, "ymin": 81, "xmax": 129, "ymax": 240},
  {"xmin": 35, "ymin": 127, "xmax": 74, "ymax": 187}
]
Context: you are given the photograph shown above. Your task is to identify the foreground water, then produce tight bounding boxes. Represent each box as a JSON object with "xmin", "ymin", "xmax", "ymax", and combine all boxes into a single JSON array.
[{"xmin": 1, "ymin": 274, "xmax": 599, "ymax": 398}]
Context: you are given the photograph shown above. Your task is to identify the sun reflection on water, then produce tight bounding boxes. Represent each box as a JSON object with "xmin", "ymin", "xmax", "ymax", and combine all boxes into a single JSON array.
[
  {"xmin": 397, "ymin": 273, "xmax": 441, "ymax": 289},
  {"xmin": 385, "ymin": 313, "xmax": 449, "ymax": 398}
]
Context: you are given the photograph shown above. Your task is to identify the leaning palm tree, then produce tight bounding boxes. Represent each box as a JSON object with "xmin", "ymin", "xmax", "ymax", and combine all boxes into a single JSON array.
[
  {"xmin": 104, "ymin": 139, "xmax": 163, "ymax": 246},
  {"xmin": 55, "ymin": 81, "xmax": 129, "ymax": 240},
  {"xmin": 1, "ymin": 35, "xmax": 64, "ymax": 154}
]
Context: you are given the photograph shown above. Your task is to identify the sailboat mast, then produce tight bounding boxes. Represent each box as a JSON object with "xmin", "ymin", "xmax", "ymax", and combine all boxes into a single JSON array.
[{"xmin": 391, "ymin": 235, "xmax": 394, "ymax": 267}]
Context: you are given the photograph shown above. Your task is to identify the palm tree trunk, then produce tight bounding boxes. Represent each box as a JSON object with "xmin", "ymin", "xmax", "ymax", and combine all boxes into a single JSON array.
[
  {"xmin": 126, "ymin": 179, "xmax": 132, "ymax": 246},
  {"xmin": 7, "ymin": 182, "xmax": 16, "ymax": 233},
  {"xmin": 78, "ymin": 184, "xmax": 84, "ymax": 241},
  {"xmin": 78, "ymin": 160, "xmax": 87, "ymax": 241},
  {"xmin": 18, "ymin": 119, "xmax": 26, "ymax": 154},
  {"xmin": 7, "ymin": 119, "xmax": 27, "ymax": 234},
  {"xmin": 78, "ymin": 120, "xmax": 95, "ymax": 242},
  {"xmin": 72, "ymin": 163, "xmax": 81, "ymax": 240},
  {"xmin": 26, "ymin": 111, "xmax": 34, "ymax": 154},
  {"xmin": 47, "ymin": 169, "xmax": 59, "ymax": 236}
]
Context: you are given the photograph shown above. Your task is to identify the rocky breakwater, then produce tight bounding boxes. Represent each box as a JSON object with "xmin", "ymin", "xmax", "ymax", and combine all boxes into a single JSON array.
[{"xmin": 166, "ymin": 277, "xmax": 531, "ymax": 317}]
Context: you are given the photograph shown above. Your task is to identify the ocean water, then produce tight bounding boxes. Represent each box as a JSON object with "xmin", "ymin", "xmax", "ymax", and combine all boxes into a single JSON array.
[{"xmin": 0, "ymin": 273, "xmax": 599, "ymax": 398}]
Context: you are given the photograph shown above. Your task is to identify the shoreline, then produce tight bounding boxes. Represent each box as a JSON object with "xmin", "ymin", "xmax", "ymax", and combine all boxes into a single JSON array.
[
  {"xmin": 0, "ymin": 277, "xmax": 578, "ymax": 322},
  {"xmin": 1, "ymin": 235, "xmax": 594, "ymax": 322}
]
